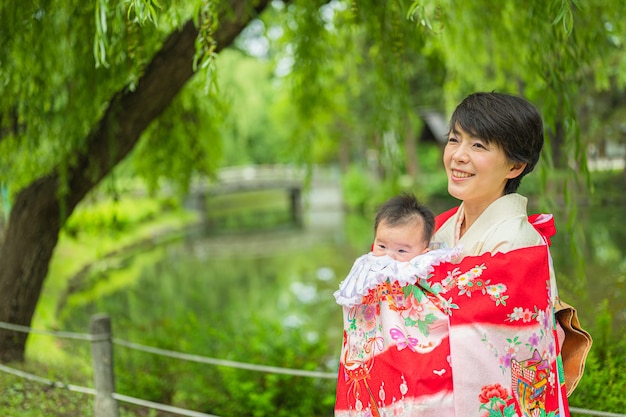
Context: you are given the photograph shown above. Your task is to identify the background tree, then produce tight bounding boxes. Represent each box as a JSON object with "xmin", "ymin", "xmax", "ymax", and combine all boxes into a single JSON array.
[
  {"xmin": 216, "ymin": 48, "xmax": 297, "ymax": 165},
  {"xmin": 0, "ymin": 0, "xmax": 272, "ymax": 362},
  {"xmin": 279, "ymin": 1, "xmax": 446, "ymax": 182}
]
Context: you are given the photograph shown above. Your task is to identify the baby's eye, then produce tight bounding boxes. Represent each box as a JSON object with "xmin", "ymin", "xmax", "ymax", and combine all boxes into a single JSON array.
[{"xmin": 398, "ymin": 249, "xmax": 408, "ymax": 254}]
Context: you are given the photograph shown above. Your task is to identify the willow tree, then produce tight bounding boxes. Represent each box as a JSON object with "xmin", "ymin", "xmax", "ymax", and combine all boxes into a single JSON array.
[
  {"xmin": 0, "ymin": 0, "xmax": 274, "ymax": 362},
  {"xmin": 279, "ymin": 1, "xmax": 447, "ymax": 183},
  {"xmin": 1, "ymin": 0, "xmax": 624, "ymax": 362}
]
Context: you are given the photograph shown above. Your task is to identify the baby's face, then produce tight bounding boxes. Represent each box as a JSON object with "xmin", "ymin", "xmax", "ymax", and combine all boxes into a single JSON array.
[{"xmin": 372, "ymin": 220, "xmax": 429, "ymax": 262}]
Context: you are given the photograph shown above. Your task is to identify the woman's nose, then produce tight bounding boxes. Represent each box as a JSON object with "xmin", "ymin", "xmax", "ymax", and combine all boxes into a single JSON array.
[{"xmin": 451, "ymin": 144, "xmax": 469, "ymax": 162}]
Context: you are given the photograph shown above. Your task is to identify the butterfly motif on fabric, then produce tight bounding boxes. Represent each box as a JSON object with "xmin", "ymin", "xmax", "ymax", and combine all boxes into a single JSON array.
[{"xmin": 389, "ymin": 327, "xmax": 419, "ymax": 352}]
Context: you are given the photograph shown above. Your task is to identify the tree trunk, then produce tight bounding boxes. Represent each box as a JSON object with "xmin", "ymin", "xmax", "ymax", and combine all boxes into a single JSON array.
[
  {"xmin": 404, "ymin": 115, "xmax": 418, "ymax": 179},
  {"xmin": 550, "ymin": 96, "xmax": 566, "ymax": 169},
  {"xmin": 0, "ymin": 0, "xmax": 270, "ymax": 363}
]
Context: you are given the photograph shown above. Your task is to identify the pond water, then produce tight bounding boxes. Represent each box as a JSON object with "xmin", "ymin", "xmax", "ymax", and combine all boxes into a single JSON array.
[{"xmin": 56, "ymin": 183, "xmax": 625, "ymax": 413}]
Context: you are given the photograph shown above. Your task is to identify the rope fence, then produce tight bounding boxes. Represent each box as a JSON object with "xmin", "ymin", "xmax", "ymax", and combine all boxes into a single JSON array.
[
  {"xmin": 0, "ymin": 318, "xmax": 623, "ymax": 417},
  {"xmin": 0, "ymin": 362, "xmax": 218, "ymax": 417}
]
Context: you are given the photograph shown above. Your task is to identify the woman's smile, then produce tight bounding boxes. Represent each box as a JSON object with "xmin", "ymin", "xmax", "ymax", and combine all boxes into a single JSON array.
[{"xmin": 450, "ymin": 169, "xmax": 474, "ymax": 179}]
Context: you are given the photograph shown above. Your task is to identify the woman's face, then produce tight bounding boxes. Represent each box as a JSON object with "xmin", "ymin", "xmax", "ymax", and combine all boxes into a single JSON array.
[{"xmin": 443, "ymin": 124, "xmax": 525, "ymax": 212}]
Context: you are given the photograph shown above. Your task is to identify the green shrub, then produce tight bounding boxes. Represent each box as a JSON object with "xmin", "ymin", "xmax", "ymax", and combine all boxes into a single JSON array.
[
  {"xmin": 341, "ymin": 164, "xmax": 379, "ymax": 214},
  {"xmin": 210, "ymin": 319, "xmax": 336, "ymax": 417},
  {"xmin": 64, "ymin": 197, "xmax": 173, "ymax": 237}
]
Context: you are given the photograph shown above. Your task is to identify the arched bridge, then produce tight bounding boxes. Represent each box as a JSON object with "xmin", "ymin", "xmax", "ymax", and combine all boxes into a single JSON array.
[
  {"xmin": 200, "ymin": 165, "xmax": 305, "ymax": 194},
  {"xmin": 188, "ymin": 165, "xmax": 307, "ymax": 228}
]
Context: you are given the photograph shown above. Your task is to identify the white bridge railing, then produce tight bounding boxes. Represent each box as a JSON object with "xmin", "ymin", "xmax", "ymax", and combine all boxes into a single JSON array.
[
  {"xmin": 190, "ymin": 164, "xmax": 306, "ymax": 195},
  {"xmin": 217, "ymin": 164, "xmax": 305, "ymax": 183}
]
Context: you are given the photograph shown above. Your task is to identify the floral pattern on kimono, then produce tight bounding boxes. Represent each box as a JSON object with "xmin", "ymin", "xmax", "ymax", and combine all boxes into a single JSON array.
[{"xmin": 334, "ymin": 213, "xmax": 569, "ymax": 417}]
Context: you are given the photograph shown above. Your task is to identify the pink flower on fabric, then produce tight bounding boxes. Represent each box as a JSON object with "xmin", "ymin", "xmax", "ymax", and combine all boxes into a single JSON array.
[
  {"xmin": 407, "ymin": 295, "xmax": 428, "ymax": 321},
  {"xmin": 504, "ymin": 336, "xmax": 521, "ymax": 356},
  {"xmin": 486, "ymin": 284, "xmax": 508, "ymax": 304},
  {"xmin": 357, "ymin": 304, "xmax": 378, "ymax": 331},
  {"xmin": 478, "ymin": 383, "xmax": 515, "ymax": 416},
  {"xmin": 500, "ymin": 353, "xmax": 513, "ymax": 367},
  {"xmin": 478, "ymin": 383, "xmax": 509, "ymax": 404},
  {"xmin": 521, "ymin": 309, "xmax": 534, "ymax": 323}
]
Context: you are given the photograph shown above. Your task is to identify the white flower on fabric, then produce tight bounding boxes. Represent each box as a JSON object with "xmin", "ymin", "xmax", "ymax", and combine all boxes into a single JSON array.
[
  {"xmin": 536, "ymin": 309, "xmax": 546, "ymax": 326},
  {"xmin": 457, "ymin": 273, "xmax": 472, "ymax": 286},
  {"xmin": 399, "ymin": 375, "xmax": 408, "ymax": 395},
  {"xmin": 355, "ymin": 398, "xmax": 363, "ymax": 412},
  {"xmin": 504, "ymin": 342, "xmax": 520, "ymax": 356}
]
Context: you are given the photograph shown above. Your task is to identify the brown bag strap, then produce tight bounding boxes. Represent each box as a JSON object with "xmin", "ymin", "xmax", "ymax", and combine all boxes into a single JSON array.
[{"xmin": 555, "ymin": 299, "xmax": 593, "ymax": 396}]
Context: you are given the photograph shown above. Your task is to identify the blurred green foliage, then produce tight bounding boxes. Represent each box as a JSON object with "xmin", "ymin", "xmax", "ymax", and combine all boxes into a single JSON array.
[{"xmin": 569, "ymin": 300, "xmax": 626, "ymax": 415}]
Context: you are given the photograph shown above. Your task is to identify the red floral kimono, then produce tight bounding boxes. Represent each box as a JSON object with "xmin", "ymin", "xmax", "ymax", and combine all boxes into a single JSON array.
[{"xmin": 334, "ymin": 208, "xmax": 569, "ymax": 417}]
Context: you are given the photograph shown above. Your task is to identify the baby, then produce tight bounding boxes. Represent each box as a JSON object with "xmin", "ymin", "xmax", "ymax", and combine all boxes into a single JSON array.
[
  {"xmin": 334, "ymin": 192, "xmax": 459, "ymax": 307},
  {"xmin": 333, "ymin": 192, "xmax": 461, "ymax": 416}
]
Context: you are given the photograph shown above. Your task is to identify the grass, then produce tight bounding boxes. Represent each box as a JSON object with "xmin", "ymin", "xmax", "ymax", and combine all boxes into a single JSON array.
[
  {"xmin": 0, "ymin": 369, "xmax": 180, "ymax": 417},
  {"xmin": 0, "ymin": 373, "xmax": 93, "ymax": 417}
]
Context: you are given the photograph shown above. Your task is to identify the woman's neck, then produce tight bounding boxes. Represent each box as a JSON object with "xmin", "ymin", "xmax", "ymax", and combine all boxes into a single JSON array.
[
  {"xmin": 460, "ymin": 209, "xmax": 480, "ymax": 237},
  {"xmin": 459, "ymin": 196, "xmax": 505, "ymax": 238}
]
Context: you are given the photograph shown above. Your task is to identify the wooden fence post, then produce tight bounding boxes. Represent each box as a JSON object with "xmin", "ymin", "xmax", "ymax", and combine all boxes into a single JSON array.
[
  {"xmin": 90, "ymin": 314, "xmax": 119, "ymax": 417},
  {"xmin": 290, "ymin": 187, "xmax": 303, "ymax": 227}
]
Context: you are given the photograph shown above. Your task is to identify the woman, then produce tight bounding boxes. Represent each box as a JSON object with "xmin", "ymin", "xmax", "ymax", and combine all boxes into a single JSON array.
[
  {"xmin": 334, "ymin": 93, "xmax": 581, "ymax": 417},
  {"xmin": 430, "ymin": 92, "xmax": 571, "ymax": 416}
]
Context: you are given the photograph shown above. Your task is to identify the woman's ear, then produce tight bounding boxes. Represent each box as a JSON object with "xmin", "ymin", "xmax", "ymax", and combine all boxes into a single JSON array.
[{"xmin": 506, "ymin": 162, "xmax": 527, "ymax": 179}]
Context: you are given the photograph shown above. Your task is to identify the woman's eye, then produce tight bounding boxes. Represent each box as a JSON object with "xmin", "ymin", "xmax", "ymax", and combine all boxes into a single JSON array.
[
  {"xmin": 447, "ymin": 137, "xmax": 458, "ymax": 143},
  {"xmin": 473, "ymin": 142, "xmax": 486, "ymax": 149}
]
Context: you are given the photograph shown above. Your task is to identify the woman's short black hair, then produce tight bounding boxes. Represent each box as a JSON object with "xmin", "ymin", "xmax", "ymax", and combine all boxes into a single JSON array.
[{"xmin": 448, "ymin": 92, "xmax": 544, "ymax": 194}]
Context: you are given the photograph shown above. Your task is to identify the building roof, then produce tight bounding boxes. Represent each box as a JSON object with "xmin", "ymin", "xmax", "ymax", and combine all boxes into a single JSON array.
[{"xmin": 419, "ymin": 110, "xmax": 449, "ymax": 145}]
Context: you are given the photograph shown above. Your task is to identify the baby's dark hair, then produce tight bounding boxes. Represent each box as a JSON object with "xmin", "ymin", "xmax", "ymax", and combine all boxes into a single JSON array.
[
  {"xmin": 449, "ymin": 92, "xmax": 544, "ymax": 194},
  {"xmin": 374, "ymin": 193, "xmax": 435, "ymax": 245}
]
